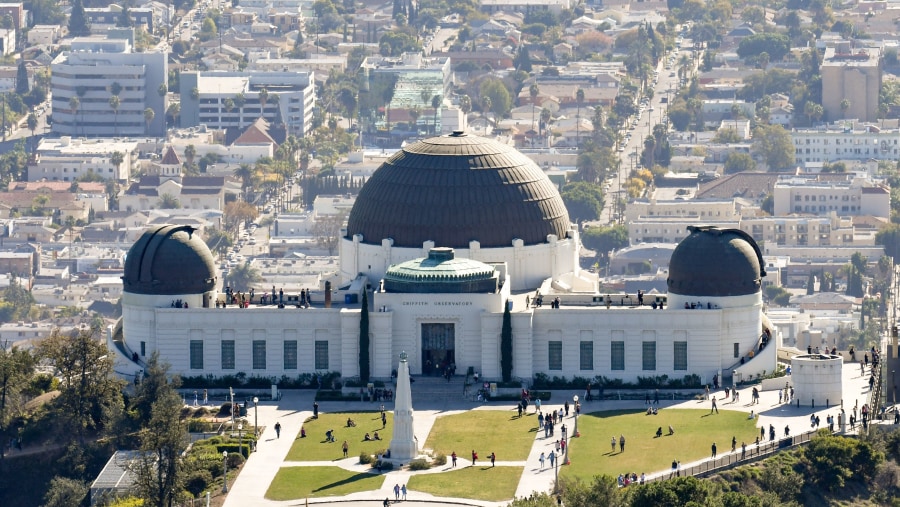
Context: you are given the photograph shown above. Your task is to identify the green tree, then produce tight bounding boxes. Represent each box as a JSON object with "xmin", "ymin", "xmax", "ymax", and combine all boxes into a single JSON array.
[
  {"xmin": 561, "ymin": 181, "xmax": 604, "ymax": 223},
  {"xmin": 43, "ymin": 476, "xmax": 89, "ymax": 507},
  {"xmin": 15, "ymin": 60, "xmax": 28, "ymax": 96},
  {"xmin": 751, "ymin": 124, "xmax": 795, "ymax": 170},
  {"xmin": 225, "ymin": 262, "xmax": 262, "ymax": 289},
  {"xmin": 877, "ymin": 224, "xmax": 900, "ymax": 261},
  {"xmin": 68, "ymin": 0, "xmax": 91, "ymax": 36},
  {"xmin": 581, "ymin": 224, "xmax": 628, "ymax": 259},
  {"xmin": 359, "ymin": 291, "xmax": 370, "ymax": 383},
  {"xmin": 132, "ymin": 358, "xmax": 188, "ymax": 507},
  {"xmin": 724, "ymin": 152, "xmax": 756, "ymax": 174},
  {"xmin": 0, "ymin": 345, "xmax": 35, "ymax": 459},
  {"xmin": 143, "ymin": 108, "xmax": 155, "ymax": 136},
  {"xmin": 26, "ymin": 113, "xmax": 37, "ymax": 138},
  {"xmin": 183, "ymin": 145, "xmax": 197, "ymax": 167},
  {"xmin": 500, "ymin": 301, "xmax": 512, "ymax": 382},
  {"xmin": 479, "ymin": 78, "xmax": 512, "ymax": 119},
  {"xmin": 108, "ymin": 95, "xmax": 121, "ymax": 136},
  {"xmin": 37, "ymin": 327, "xmax": 125, "ymax": 444},
  {"xmin": 204, "ymin": 228, "xmax": 233, "ymax": 256},
  {"xmin": 157, "ymin": 193, "xmax": 181, "ymax": 209},
  {"xmin": 110, "ymin": 151, "xmax": 125, "ymax": 178},
  {"xmin": 801, "ymin": 432, "xmax": 884, "ymax": 490},
  {"xmin": 737, "ymin": 33, "xmax": 790, "ymax": 61}
]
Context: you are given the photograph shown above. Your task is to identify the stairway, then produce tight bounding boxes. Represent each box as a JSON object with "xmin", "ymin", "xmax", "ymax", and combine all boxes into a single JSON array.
[{"xmin": 408, "ymin": 374, "xmax": 467, "ymax": 401}]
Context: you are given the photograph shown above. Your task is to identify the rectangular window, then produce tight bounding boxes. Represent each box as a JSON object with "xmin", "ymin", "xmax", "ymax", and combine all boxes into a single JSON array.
[
  {"xmin": 284, "ymin": 340, "xmax": 298, "ymax": 370},
  {"xmin": 315, "ymin": 340, "xmax": 329, "ymax": 369},
  {"xmin": 548, "ymin": 341, "xmax": 563, "ymax": 370},
  {"xmin": 734, "ymin": 343, "xmax": 740, "ymax": 359},
  {"xmin": 140, "ymin": 341, "xmax": 145, "ymax": 356},
  {"xmin": 642, "ymin": 341, "xmax": 656, "ymax": 371},
  {"xmin": 221, "ymin": 340, "xmax": 235, "ymax": 369},
  {"xmin": 674, "ymin": 341, "xmax": 688, "ymax": 371},
  {"xmin": 189, "ymin": 340, "xmax": 203, "ymax": 369},
  {"xmin": 579, "ymin": 341, "xmax": 593, "ymax": 370},
  {"xmin": 252, "ymin": 340, "xmax": 266, "ymax": 369},
  {"xmin": 611, "ymin": 341, "xmax": 625, "ymax": 370}
]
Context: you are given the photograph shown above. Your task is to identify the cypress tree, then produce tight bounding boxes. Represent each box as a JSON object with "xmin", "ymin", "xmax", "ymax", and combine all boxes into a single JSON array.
[
  {"xmin": 359, "ymin": 290, "xmax": 370, "ymax": 382},
  {"xmin": 501, "ymin": 300, "xmax": 512, "ymax": 382},
  {"xmin": 68, "ymin": 0, "xmax": 91, "ymax": 37},
  {"xmin": 15, "ymin": 60, "xmax": 28, "ymax": 95}
]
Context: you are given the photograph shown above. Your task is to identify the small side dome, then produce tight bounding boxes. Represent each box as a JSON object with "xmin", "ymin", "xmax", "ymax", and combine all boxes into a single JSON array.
[
  {"xmin": 123, "ymin": 225, "xmax": 217, "ymax": 295},
  {"xmin": 667, "ymin": 226, "xmax": 765, "ymax": 297},
  {"xmin": 383, "ymin": 248, "xmax": 499, "ymax": 293}
]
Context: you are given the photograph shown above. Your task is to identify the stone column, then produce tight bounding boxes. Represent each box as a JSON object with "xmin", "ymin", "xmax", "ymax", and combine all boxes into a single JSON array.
[{"xmin": 389, "ymin": 351, "xmax": 417, "ymax": 460}]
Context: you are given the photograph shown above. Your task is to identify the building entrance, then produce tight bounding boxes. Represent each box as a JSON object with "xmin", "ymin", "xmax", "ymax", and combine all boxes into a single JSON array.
[{"xmin": 421, "ymin": 323, "xmax": 455, "ymax": 376}]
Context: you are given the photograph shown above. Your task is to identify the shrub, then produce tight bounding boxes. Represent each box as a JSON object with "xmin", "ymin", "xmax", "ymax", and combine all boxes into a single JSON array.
[
  {"xmin": 433, "ymin": 453, "xmax": 447, "ymax": 466},
  {"xmin": 185, "ymin": 470, "xmax": 213, "ymax": 497},
  {"xmin": 374, "ymin": 460, "xmax": 394, "ymax": 471},
  {"xmin": 408, "ymin": 458, "xmax": 430, "ymax": 471},
  {"xmin": 359, "ymin": 452, "xmax": 374, "ymax": 465},
  {"xmin": 226, "ymin": 452, "xmax": 245, "ymax": 468}
]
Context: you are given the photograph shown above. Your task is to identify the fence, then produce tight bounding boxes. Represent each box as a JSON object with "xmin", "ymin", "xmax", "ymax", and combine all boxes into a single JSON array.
[{"xmin": 644, "ymin": 428, "xmax": 820, "ymax": 484}]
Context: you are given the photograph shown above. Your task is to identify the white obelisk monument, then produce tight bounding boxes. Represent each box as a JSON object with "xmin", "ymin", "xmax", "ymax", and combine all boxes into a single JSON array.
[{"xmin": 389, "ymin": 351, "xmax": 417, "ymax": 460}]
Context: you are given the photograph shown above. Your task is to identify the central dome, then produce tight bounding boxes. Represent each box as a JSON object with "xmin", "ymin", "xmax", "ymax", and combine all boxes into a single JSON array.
[{"xmin": 346, "ymin": 132, "xmax": 571, "ymax": 248}]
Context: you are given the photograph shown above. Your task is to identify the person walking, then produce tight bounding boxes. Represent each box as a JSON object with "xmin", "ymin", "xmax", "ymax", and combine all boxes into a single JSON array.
[
  {"xmin": 711, "ymin": 397, "xmax": 718, "ymax": 414},
  {"xmin": 401, "ymin": 484, "xmax": 407, "ymax": 500},
  {"xmin": 549, "ymin": 450, "xmax": 556, "ymax": 468},
  {"xmin": 451, "ymin": 451, "xmax": 457, "ymax": 467},
  {"xmin": 711, "ymin": 442, "xmax": 717, "ymax": 458},
  {"xmin": 539, "ymin": 452, "xmax": 546, "ymax": 469},
  {"xmin": 731, "ymin": 436, "xmax": 737, "ymax": 452},
  {"xmin": 342, "ymin": 440, "xmax": 349, "ymax": 458},
  {"xmin": 611, "ymin": 436, "xmax": 617, "ymax": 453},
  {"xmin": 471, "ymin": 450, "xmax": 477, "ymax": 465},
  {"xmin": 274, "ymin": 421, "xmax": 281, "ymax": 439},
  {"xmin": 490, "ymin": 452, "xmax": 496, "ymax": 467},
  {"xmin": 741, "ymin": 442, "xmax": 746, "ymax": 459},
  {"xmin": 619, "ymin": 434, "xmax": 626, "ymax": 452},
  {"xmin": 394, "ymin": 483, "xmax": 400, "ymax": 501},
  {"xmin": 382, "ymin": 412, "xmax": 387, "ymax": 429}
]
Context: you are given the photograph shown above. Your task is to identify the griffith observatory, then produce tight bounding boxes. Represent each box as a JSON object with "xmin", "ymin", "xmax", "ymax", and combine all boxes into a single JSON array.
[{"xmin": 112, "ymin": 132, "xmax": 777, "ymax": 384}]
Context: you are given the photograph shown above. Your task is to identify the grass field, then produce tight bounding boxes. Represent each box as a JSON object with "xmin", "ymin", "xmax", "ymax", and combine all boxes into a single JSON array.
[
  {"xmin": 286, "ymin": 411, "xmax": 394, "ymax": 461},
  {"xmin": 561, "ymin": 407, "xmax": 760, "ymax": 479},
  {"xmin": 265, "ymin": 466, "xmax": 385, "ymax": 500},
  {"xmin": 424, "ymin": 410, "xmax": 538, "ymax": 461},
  {"xmin": 406, "ymin": 466, "xmax": 523, "ymax": 501}
]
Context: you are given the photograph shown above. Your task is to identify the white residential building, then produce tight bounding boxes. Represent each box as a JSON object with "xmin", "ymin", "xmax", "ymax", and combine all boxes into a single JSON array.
[
  {"xmin": 28, "ymin": 137, "xmax": 139, "ymax": 182},
  {"xmin": 179, "ymin": 71, "xmax": 316, "ymax": 137},
  {"xmin": 50, "ymin": 37, "xmax": 167, "ymax": 137},
  {"xmin": 791, "ymin": 122, "xmax": 900, "ymax": 164},
  {"xmin": 772, "ymin": 175, "xmax": 890, "ymax": 218}
]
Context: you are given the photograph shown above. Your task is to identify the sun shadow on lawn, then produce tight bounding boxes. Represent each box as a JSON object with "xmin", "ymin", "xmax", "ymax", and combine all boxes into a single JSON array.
[{"xmin": 313, "ymin": 472, "xmax": 381, "ymax": 492}]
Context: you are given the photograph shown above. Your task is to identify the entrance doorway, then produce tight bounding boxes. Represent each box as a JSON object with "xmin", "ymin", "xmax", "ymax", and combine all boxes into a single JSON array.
[{"xmin": 421, "ymin": 323, "xmax": 455, "ymax": 376}]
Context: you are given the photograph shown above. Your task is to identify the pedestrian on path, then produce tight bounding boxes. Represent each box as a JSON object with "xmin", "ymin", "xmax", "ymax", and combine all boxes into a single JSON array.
[
  {"xmin": 711, "ymin": 442, "xmax": 717, "ymax": 458},
  {"xmin": 549, "ymin": 450, "xmax": 556, "ymax": 467},
  {"xmin": 711, "ymin": 397, "xmax": 718, "ymax": 414},
  {"xmin": 394, "ymin": 483, "xmax": 400, "ymax": 500},
  {"xmin": 670, "ymin": 459, "xmax": 677, "ymax": 478},
  {"xmin": 471, "ymin": 450, "xmax": 477, "ymax": 465},
  {"xmin": 451, "ymin": 451, "xmax": 457, "ymax": 467},
  {"xmin": 382, "ymin": 412, "xmax": 387, "ymax": 429},
  {"xmin": 539, "ymin": 452, "xmax": 546, "ymax": 469},
  {"xmin": 313, "ymin": 401, "xmax": 319, "ymax": 419},
  {"xmin": 731, "ymin": 436, "xmax": 736, "ymax": 452},
  {"xmin": 342, "ymin": 440, "xmax": 348, "ymax": 457},
  {"xmin": 490, "ymin": 452, "xmax": 496, "ymax": 467},
  {"xmin": 274, "ymin": 422, "xmax": 281, "ymax": 439},
  {"xmin": 401, "ymin": 484, "xmax": 407, "ymax": 500},
  {"xmin": 741, "ymin": 442, "xmax": 746, "ymax": 459},
  {"xmin": 619, "ymin": 434, "xmax": 626, "ymax": 452},
  {"xmin": 611, "ymin": 436, "xmax": 617, "ymax": 453}
]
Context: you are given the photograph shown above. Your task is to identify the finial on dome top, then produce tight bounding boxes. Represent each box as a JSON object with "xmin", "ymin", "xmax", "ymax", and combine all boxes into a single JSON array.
[
  {"xmin": 400, "ymin": 351, "xmax": 408, "ymax": 362},
  {"xmin": 450, "ymin": 130, "xmax": 466, "ymax": 137}
]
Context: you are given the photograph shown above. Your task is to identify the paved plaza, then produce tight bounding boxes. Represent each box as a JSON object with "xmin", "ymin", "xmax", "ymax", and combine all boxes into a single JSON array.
[{"xmin": 221, "ymin": 363, "xmax": 873, "ymax": 507}]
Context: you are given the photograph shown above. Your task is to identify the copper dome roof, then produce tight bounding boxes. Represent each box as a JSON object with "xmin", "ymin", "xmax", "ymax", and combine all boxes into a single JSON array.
[
  {"xmin": 123, "ymin": 225, "xmax": 217, "ymax": 295},
  {"xmin": 346, "ymin": 132, "xmax": 571, "ymax": 248},
  {"xmin": 667, "ymin": 226, "xmax": 766, "ymax": 297}
]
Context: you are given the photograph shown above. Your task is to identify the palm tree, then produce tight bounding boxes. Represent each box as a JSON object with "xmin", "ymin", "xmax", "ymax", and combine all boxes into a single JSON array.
[
  {"xmin": 459, "ymin": 95, "xmax": 471, "ymax": 131},
  {"xmin": 225, "ymin": 262, "xmax": 262, "ymax": 290},
  {"xmin": 26, "ymin": 113, "xmax": 37, "ymax": 139},
  {"xmin": 234, "ymin": 163, "xmax": 254, "ymax": 200},
  {"xmin": 481, "ymin": 96, "xmax": 492, "ymax": 121},
  {"xmin": 75, "ymin": 86, "xmax": 87, "ymax": 136},
  {"xmin": 109, "ymin": 95, "xmax": 121, "ymax": 135},
  {"xmin": 233, "ymin": 93, "xmax": 247, "ymax": 125},
  {"xmin": 758, "ymin": 52, "xmax": 770, "ymax": 96},
  {"xmin": 69, "ymin": 96, "xmax": 80, "ymax": 136},
  {"xmin": 184, "ymin": 144, "xmax": 197, "ymax": 168},
  {"xmin": 409, "ymin": 106, "xmax": 421, "ymax": 132},
  {"xmin": 166, "ymin": 102, "xmax": 180, "ymax": 128},
  {"xmin": 529, "ymin": 83, "xmax": 540, "ymax": 135},
  {"xmin": 158, "ymin": 193, "xmax": 181, "ymax": 209},
  {"xmin": 840, "ymin": 98, "xmax": 851, "ymax": 119},
  {"xmin": 540, "ymin": 108, "xmax": 551, "ymax": 145},
  {"xmin": 576, "ymin": 88, "xmax": 585, "ymax": 148},
  {"xmin": 143, "ymin": 107, "xmax": 155, "ymax": 136},
  {"xmin": 258, "ymin": 87, "xmax": 269, "ymax": 118},
  {"xmin": 110, "ymin": 151, "xmax": 125, "ymax": 179},
  {"xmin": 431, "ymin": 94, "xmax": 441, "ymax": 134}
]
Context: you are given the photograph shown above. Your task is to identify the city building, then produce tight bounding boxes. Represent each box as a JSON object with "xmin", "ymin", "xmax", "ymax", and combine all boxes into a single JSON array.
[
  {"xmin": 112, "ymin": 134, "xmax": 777, "ymax": 387},
  {"xmin": 772, "ymin": 174, "xmax": 890, "ymax": 218},
  {"xmin": 50, "ymin": 36, "xmax": 167, "ymax": 137},
  {"xmin": 791, "ymin": 122, "xmax": 900, "ymax": 164},
  {"xmin": 361, "ymin": 53, "xmax": 452, "ymax": 132},
  {"xmin": 820, "ymin": 43, "xmax": 881, "ymax": 122},
  {"xmin": 178, "ymin": 71, "xmax": 316, "ymax": 137},
  {"xmin": 479, "ymin": 0, "xmax": 573, "ymax": 15},
  {"xmin": 28, "ymin": 137, "xmax": 139, "ymax": 182}
]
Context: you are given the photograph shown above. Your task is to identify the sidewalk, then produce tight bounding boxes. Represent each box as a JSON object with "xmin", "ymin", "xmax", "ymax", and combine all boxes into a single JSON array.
[{"xmin": 222, "ymin": 363, "xmax": 872, "ymax": 507}]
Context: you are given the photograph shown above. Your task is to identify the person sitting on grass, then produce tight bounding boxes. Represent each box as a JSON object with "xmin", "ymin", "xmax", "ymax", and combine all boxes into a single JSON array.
[
  {"xmin": 374, "ymin": 431, "xmax": 381, "ymax": 440},
  {"xmin": 668, "ymin": 425, "xmax": 675, "ymax": 435},
  {"xmin": 655, "ymin": 427, "xmax": 663, "ymax": 438},
  {"xmin": 364, "ymin": 433, "xmax": 372, "ymax": 441},
  {"xmin": 646, "ymin": 407, "xmax": 653, "ymax": 415},
  {"xmin": 300, "ymin": 427, "xmax": 306, "ymax": 438},
  {"xmin": 325, "ymin": 429, "xmax": 335, "ymax": 442},
  {"xmin": 347, "ymin": 418, "xmax": 356, "ymax": 427}
]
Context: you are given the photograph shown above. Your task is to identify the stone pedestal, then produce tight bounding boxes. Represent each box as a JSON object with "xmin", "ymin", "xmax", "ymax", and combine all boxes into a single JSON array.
[{"xmin": 389, "ymin": 351, "xmax": 417, "ymax": 460}]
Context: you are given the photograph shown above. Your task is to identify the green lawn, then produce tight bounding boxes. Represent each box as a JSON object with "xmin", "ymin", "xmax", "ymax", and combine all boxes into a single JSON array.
[
  {"xmin": 406, "ymin": 466, "xmax": 523, "ymax": 501},
  {"xmin": 562, "ymin": 408, "xmax": 760, "ymax": 479},
  {"xmin": 286, "ymin": 411, "xmax": 393, "ymax": 461},
  {"xmin": 424, "ymin": 410, "xmax": 538, "ymax": 461},
  {"xmin": 266, "ymin": 466, "xmax": 385, "ymax": 500}
]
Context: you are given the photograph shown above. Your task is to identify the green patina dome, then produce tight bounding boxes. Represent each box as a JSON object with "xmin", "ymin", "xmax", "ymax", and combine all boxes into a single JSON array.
[{"xmin": 383, "ymin": 248, "xmax": 499, "ymax": 294}]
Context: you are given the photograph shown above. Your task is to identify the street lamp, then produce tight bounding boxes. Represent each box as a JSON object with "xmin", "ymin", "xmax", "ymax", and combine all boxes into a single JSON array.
[
  {"xmin": 238, "ymin": 422, "xmax": 244, "ymax": 459},
  {"xmin": 222, "ymin": 451, "xmax": 229, "ymax": 493},
  {"xmin": 253, "ymin": 396, "xmax": 259, "ymax": 438},
  {"xmin": 573, "ymin": 395, "xmax": 580, "ymax": 437},
  {"xmin": 553, "ymin": 450, "xmax": 558, "ymax": 493}
]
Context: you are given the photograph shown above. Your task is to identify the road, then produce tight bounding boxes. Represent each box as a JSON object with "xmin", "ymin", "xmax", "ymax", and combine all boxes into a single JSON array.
[{"xmin": 597, "ymin": 41, "xmax": 698, "ymax": 226}]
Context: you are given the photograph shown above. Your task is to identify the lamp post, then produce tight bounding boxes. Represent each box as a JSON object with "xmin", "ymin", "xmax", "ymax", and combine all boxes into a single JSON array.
[
  {"xmin": 893, "ymin": 370, "xmax": 896, "ymax": 405},
  {"xmin": 553, "ymin": 450, "xmax": 558, "ymax": 493},
  {"xmin": 222, "ymin": 451, "xmax": 229, "ymax": 493},
  {"xmin": 253, "ymin": 396, "xmax": 259, "ymax": 438},
  {"xmin": 573, "ymin": 395, "xmax": 580, "ymax": 437},
  {"xmin": 238, "ymin": 422, "xmax": 244, "ymax": 459}
]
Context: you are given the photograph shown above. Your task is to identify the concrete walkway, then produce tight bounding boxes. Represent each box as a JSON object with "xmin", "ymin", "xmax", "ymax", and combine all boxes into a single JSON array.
[{"xmin": 221, "ymin": 363, "xmax": 873, "ymax": 507}]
